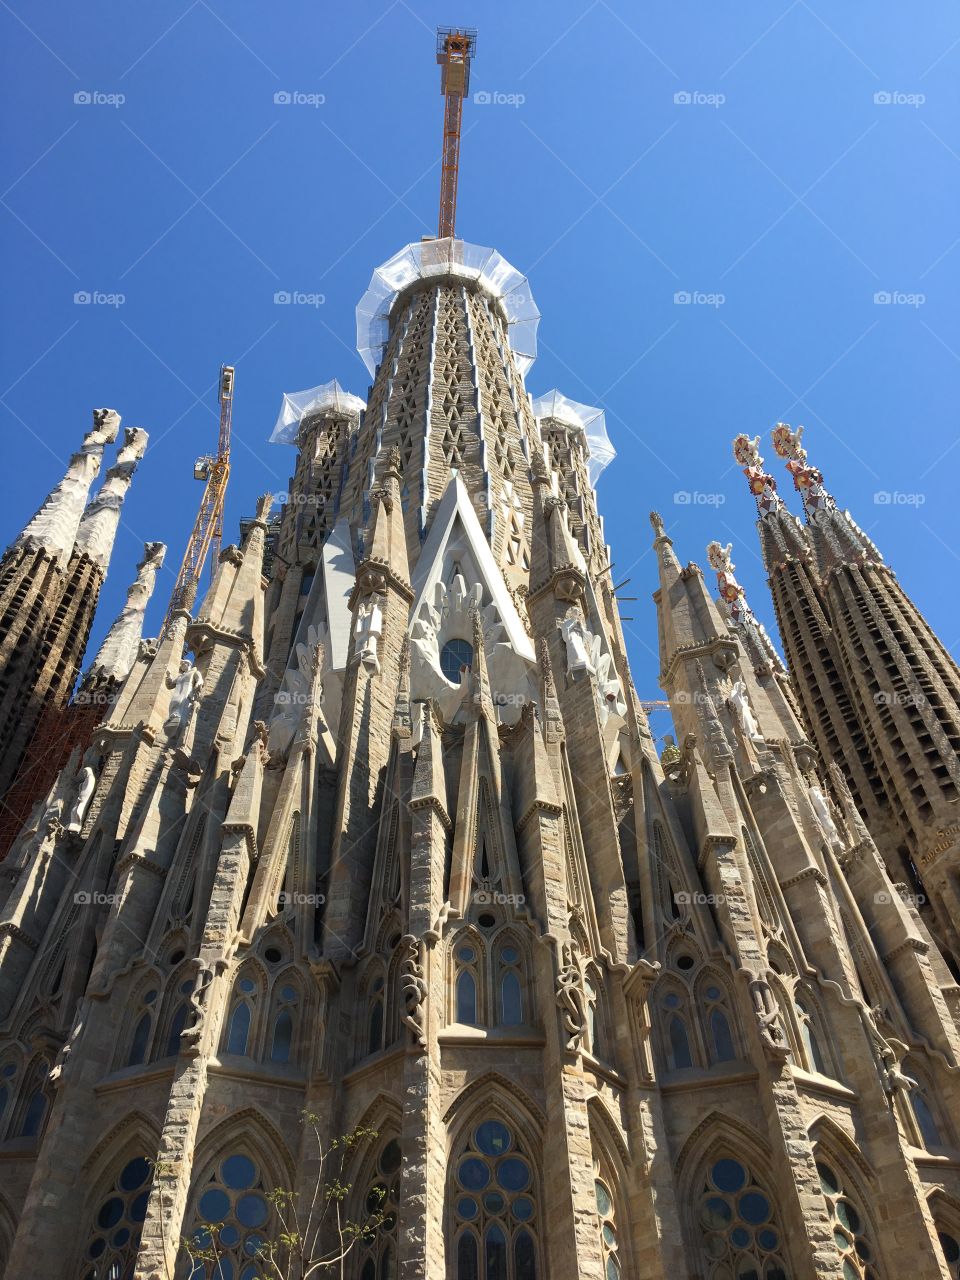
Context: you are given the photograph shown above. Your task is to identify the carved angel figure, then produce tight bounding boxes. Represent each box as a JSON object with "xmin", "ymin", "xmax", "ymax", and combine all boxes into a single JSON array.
[
  {"xmin": 400, "ymin": 935, "xmax": 427, "ymax": 1050},
  {"xmin": 557, "ymin": 615, "xmax": 595, "ymax": 678}
]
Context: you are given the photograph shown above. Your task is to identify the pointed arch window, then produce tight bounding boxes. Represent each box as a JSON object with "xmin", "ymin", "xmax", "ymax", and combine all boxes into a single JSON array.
[
  {"xmin": 816, "ymin": 1160, "xmax": 879, "ymax": 1278},
  {"xmin": 584, "ymin": 970, "xmax": 611, "ymax": 1062},
  {"xmin": 269, "ymin": 982, "xmax": 299, "ymax": 1064},
  {"xmin": 357, "ymin": 1136, "xmax": 401, "ymax": 1280},
  {"xmin": 910, "ymin": 1088, "xmax": 942, "ymax": 1149},
  {"xmin": 126, "ymin": 988, "xmax": 157, "ymax": 1067},
  {"xmin": 497, "ymin": 941, "xmax": 523, "ymax": 1026},
  {"xmin": 222, "ymin": 973, "xmax": 259, "ymax": 1059},
  {"xmin": 594, "ymin": 1175, "xmax": 622, "ymax": 1279},
  {"xmin": 701, "ymin": 984, "xmax": 737, "ymax": 1064},
  {"xmin": 661, "ymin": 992, "xmax": 694, "ymax": 1069},
  {"xmin": 795, "ymin": 997, "xmax": 830, "ymax": 1077},
  {"xmin": 77, "ymin": 1155, "xmax": 151, "ymax": 1280},
  {"xmin": 455, "ymin": 943, "xmax": 481, "ymax": 1026},
  {"xmin": 367, "ymin": 976, "xmax": 385, "ymax": 1055},
  {"xmin": 184, "ymin": 1152, "xmax": 276, "ymax": 1278},
  {"xmin": 450, "ymin": 1119, "xmax": 538, "ymax": 1280},
  {"xmin": 937, "ymin": 1227, "xmax": 960, "ymax": 1278},
  {"xmin": 696, "ymin": 1156, "xmax": 789, "ymax": 1279}
]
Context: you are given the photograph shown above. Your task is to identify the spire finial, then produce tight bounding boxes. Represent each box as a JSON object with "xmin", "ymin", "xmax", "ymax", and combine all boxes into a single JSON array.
[
  {"xmin": 732, "ymin": 433, "xmax": 783, "ymax": 517},
  {"xmin": 771, "ymin": 423, "xmax": 834, "ymax": 520},
  {"xmin": 649, "ymin": 511, "xmax": 665, "ymax": 539}
]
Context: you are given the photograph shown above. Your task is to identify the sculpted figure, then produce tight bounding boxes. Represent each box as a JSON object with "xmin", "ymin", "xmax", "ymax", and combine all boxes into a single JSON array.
[
  {"xmin": 729, "ymin": 679, "xmax": 764, "ymax": 744},
  {"xmin": 165, "ymin": 659, "xmax": 203, "ymax": 733},
  {"xmin": 558, "ymin": 615, "xmax": 594, "ymax": 677},
  {"xmin": 354, "ymin": 596, "xmax": 384, "ymax": 672},
  {"xmin": 808, "ymin": 784, "xmax": 840, "ymax": 846}
]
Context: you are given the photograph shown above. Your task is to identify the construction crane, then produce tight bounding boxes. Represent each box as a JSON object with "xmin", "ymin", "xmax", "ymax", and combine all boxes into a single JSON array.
[
  {"xmin": 436, "ymin": 26, "xmax": 477, "ymax": 239},
  {"xmin": 163, "ymin": 364, "xmax": 234, "ymax": 628}
]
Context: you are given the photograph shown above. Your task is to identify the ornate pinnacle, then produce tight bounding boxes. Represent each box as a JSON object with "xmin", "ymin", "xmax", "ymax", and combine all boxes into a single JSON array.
[
  {"xmin": 770, "ymin": 423, "xmax": 834, "ymax": 520},
  {"xmin": 706, "ymin": 540, "xmax": 746, "ymax": 622},
  {"xmin": 649, "ymin": 511, "xmax": 665, "ymax": 538},
  {"xmin": 732, "ymin": 433, "xmax": 783, "ymax": 517},
  {"xmin": 254, "ymin": 492, "xmax": 274, "ymax": 522}
]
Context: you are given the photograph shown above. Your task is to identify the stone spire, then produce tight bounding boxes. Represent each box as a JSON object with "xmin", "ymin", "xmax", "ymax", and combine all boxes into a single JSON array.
[
  {"xmin": 73, "ymin": 427, "xmax": 149, "ymax": 570},
  {"xmin": 79, "ymin": 541, "xmax": 166, "ymax": 693},
  {"xmin": 705, "ymin": 540, "xmax": 786, "ymax": 677},
  {"xmin": 12, "ymin": 408, "xmax": 120, "ymax": 566},
  {"xmin": 770, "ymin": 422, "xmax": 883, "ymax": 571}
]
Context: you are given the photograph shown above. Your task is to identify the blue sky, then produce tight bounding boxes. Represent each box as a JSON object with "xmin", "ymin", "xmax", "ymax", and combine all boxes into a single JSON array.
[{"xmin": 2, "ymin": 1, "xmax": 959, "ymax": 722}]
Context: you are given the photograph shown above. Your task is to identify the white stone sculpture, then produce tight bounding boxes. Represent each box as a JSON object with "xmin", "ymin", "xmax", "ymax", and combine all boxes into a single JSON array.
[
  {"xmin": 354, "ymin": 595, "xmax": 384, "ymax": 672},
  {"xmin": 65, "ymin": 763, "xmax": 96, "ymax": 834},
  {"xmin": 729, "ymin": 679, "xmax": 764, "ymax": 745},
  {"xmin": 808, "ymin": 784, "xmax": 841, "ymax": 846},
  {"xmin": 558, "ymin": 615, "xmax": 595, "ymax": 677},
  {"xmin": 165, "ymin": 660, "xmax": 204, "ymax": 734}
]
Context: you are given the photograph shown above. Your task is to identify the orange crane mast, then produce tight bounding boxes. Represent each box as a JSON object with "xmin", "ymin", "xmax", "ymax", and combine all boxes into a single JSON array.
[
  {"xmin": 163, "ymin": 364, "xmax": 234, "ymax": 628},
  {"xmin": 436, "ymin": 26, "xmax": 477, "ymax": 239}
]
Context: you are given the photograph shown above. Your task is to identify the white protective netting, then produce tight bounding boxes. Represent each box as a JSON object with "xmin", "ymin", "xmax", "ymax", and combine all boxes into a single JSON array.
[
  {"xmin": 270, "ymin": 379, "xmax": 366, "ymax": 445},
  {"xmin": 532, "ymin": 389, "xmax": 616, "ymax": 485},
  {"xmin": 356, "ymin": 237, "xmax": 540, "ymax": 377}
]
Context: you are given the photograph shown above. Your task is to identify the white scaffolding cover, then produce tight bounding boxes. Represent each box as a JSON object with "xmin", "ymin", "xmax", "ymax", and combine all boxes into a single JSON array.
[
  {"xmin": 356, "ymin": 237, "xmax": 540, "ymax": 378},
  {"xmin": 270, "ymin": 380, "xmax": 366, "ymax": 445},
  {"xmin": 532, "ymin": 389, "xmax": 616, "ymax": 485}
]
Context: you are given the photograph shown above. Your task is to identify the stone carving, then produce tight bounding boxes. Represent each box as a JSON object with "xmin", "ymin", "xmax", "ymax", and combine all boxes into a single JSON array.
[
  {"xmin": 649, "ymin": 511, "xmax": 665, "ymax": 538},
  {"xmin": 732, "ymin": 434, "xmax": 781, "ymax": 517},
  {"xmin": 270, "ymin": 630, "xmax": 327, "ymax": 757},
  {"xmin": 182, "ymin": 961, "xmax": 216, "ymax": 1047},
  {"xmin": 82, "ymin": 541, "xmax": 166, "ymax": 688},
  {"xmin": 771, "ymin": 422, "xmax": 832, "ymax": 517},
  {"xmin": 728, "ymin": 679, "xmax": 764, "ymax": 745},
  {"xmin": 74, "ymin": 427, "xmax": 149, "ymax": 570},
  {"xmin": 749, "ymin": 978, "xmax": 790, "ymax": 1059},
  {"xmin": 555, "ymin": 941, "xmax": 588, "ymax": 1052},
  {"xmin": 558, "ymin": 614, "xmax": 593, "ymax": 677},
  {"xmin": 15, "ymin": 408, "xmax": 122, "ymax": 564},
  {"xmin": 49, "ymin": 1003, "xmax": 87, "ymax": 1087},
  {"xmin": 354, "ymin": 595, "xmax": 384, "ymax": 672},
  {"xmin": 399, "ymin": 934, "xmax": 427, "ymax": 1050},
  {"xmin": 409, "ymin": 576, "xmax": 531, "ymax": 725},
  {"xmin": 65, "ymin": 758, "xmax": 97, "ymax": 834},
  {"xmin": 164, "ymin": 659, "xmax": 204, "ymax": 734},
  {"xmin": 808, "ymin": 784, "xmax": 841, "ymax": 847}
]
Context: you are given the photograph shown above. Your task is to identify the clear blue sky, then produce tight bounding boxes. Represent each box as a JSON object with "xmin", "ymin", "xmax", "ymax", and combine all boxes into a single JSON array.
[{"xmin": 2, "ymin": 1, "xmax": 959, "ymax": 719}]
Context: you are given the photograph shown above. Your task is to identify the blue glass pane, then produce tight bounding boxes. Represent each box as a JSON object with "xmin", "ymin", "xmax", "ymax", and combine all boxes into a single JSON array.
[
  {"xmin": 199, "ymin": 1188, "xmax": 230, "ymax": 1222},
  {"xmin": 457, "ymin": 971, "xmax": 477, "ymax": 1025},
  {"xmin": 757, "ymin": 1228, "xmax": 779, "ymax": 1251},
  {"xmin": 1, "ymin": 1063, "xmax": 16, "ymax": 1077},
  {"xmin": 669, "ymin": 1017, "xmax": 692, "ymax": 1069},
  {"xmin": 496, "ymin": 1158, "xmax": 530, "ymax": 1192},
  {"xmin": 368, "ymin": 1000, "xmax": 383, "ymax": 1054},
  {"xmin": 227, "ymin": 1003, "xmax": 251, "ymax": 1056},
  {"xmin": 236, "ymin": 1193, "xmax": 269, "ymax": 1228},
  {"xmin": 731, "ymin": 1226, "xmax": 751, "ymax": 1247},
  {"xmin": 458, "ymin": 1196, "xmax": 479, "ymax": 1220},
  {"xmin": 22, "ymin": 1091, "xmax": 48, "ymax": 1137},
  {"xmin": 244, "ymin": 1233, "xmax": 266, "ymax": 1257},
  {"xmin": 222, "ymin": 1154, "xmax": 257, "ymax": 1190},
  {"xmin": 128, "ymin": 1014, "xmax": 151, "ymax": 1067},
  {"xmin": 514, "ymin": 1230, "xmax": 536, "ymax": 1280},
  {"xmin": 112, "ymin": 1228, "xmax": 130, "ymax": 1247},
  {"xmin": 739, "ymin": 1192, "xmax": 770, "ymax": 1225},
  {"xmin": 499, "ymin": 972, "xmax": 522, "ymax": 1025},
  {"xmin": 280, "ymin": 985, "xmax": 298, "ymax": 1002},
  {"xmin": 130, "ymin": 1192, "xmax": 149, "ymax": 1223},
  {"xmin": 911, "ymin": 1092, "xmax": 941, "ymax": 1147},
  {"xmin": 457, "ymin": 1232, "xmax": 479, "ymax": 1280},
  {"xmin": 712, "ymin": 1159, "xmax": 746, "ymax": 1192},
  {"xmin": 441, "ymin": 638, "xmax": 473, "ymax": 682},
  {"xmin": 379, "ymin": 1139, "xmax": 402, "ymax": 1175},
  {"xmin": 218, "ymin": 1260, "xmax": 234, "ymax": 1280},
  {"xmin": 483, "ymin": 1192, "xmax": 505, "ymax": 1215},
  {"xmin": 458, "ymin": 1157, "xmax": 489, "ymax": 1191},
  {"xmin": 701, "ymin": 1197, "xmax": 731, "ymax": 1229},
  {"xmin": 475, "ymin": 1121, "xmax": 511, "ymax": 1156},
  {"xmin": 711, "ymin": 1010, "xmax": 736, "ymax": 1062},
  {"xmin": 97, "ymin": 1197, "xmax": 124, "ymax": 1229},
  {"xmin": 88, "ymin": 1238, "xmax": 106, "ymax": 1259},
  {"xmin": 165, "ymin": 1004, "xmax": 189, "ymax": 1057},
  {"xmin": 119, "ymin": 1157, "xmax": 151, "ymax": 1191},
  {"xmin": 270, "ymin": 1010, "xmax": 294, "ymax": 1063},
  {"xmin": 238, "ymin": 978, "xmax": 256, "ymax": 994},
  {"xmin": 485, "ymin": 1223, "xmax": 507, "ymax": 1280},
  {"xmin": 219, "ymin": 1224, "xmax": 240, "ymax": 1247},
  {"xmin": 512, "ymin": 1196, "xmax": 534, "ymax": 1221},
  {"xmin": 500, "ymin": 947, "xmax": 519, "ymax": 965}
]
